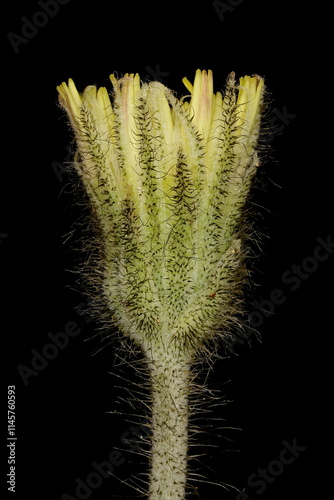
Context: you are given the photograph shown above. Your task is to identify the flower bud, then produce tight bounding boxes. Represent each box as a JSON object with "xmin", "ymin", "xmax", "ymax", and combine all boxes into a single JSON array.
[{"xmin": 57, "ymin": 70, "xmax": 265, "ymax": 357}]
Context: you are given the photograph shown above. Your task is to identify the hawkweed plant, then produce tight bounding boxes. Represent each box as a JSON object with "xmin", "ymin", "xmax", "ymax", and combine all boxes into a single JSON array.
[{"xmin": 57, "ymin": 69, "xmax": 265, "ymax": 499}]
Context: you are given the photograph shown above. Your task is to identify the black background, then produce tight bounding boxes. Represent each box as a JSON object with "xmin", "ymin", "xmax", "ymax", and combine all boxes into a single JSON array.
[{"xmin": 2, "ymin": 1, "xmax": 332, "ymax": 499}]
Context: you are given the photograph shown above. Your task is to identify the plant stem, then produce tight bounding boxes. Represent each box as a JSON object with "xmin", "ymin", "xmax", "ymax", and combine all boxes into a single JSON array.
[{"xmin": 146, "ymin": 344, "xmax": 192, "ymax": 500}]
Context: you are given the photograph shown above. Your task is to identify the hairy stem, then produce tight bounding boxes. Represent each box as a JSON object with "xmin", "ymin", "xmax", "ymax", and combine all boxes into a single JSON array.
[{"xmin": 146, "ymin": 343, "xmax": 192, "ymax": 500}]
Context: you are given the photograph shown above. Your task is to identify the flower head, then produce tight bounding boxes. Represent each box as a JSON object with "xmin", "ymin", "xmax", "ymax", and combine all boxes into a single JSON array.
[{"xmin": 57, "ymin": 70, "xmax": 264, "ymax": 357}]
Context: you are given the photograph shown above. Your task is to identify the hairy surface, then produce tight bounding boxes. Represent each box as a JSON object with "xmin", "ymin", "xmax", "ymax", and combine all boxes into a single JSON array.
[{"xmin": 57, "ymin": 70, "xmax": 266, "ymax": 499}]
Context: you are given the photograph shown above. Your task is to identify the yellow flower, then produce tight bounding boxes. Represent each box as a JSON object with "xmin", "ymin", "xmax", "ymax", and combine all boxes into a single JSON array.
[
  {"xmin": 57, "ymin": 69, "xmax": 265, "ymax": 500},
  {"xmin": 57, "ymin": 69, "xmax": 264, "ymax": 356}
]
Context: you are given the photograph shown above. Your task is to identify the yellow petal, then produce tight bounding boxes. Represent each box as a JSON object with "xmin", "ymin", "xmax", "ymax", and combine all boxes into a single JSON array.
[
  {"xmin": 187, "ymin": 69, "xmax": 214, "ymax": 140},
  {"xmin": 181, "ymin": 76, "xmax": 193, "ymax": 94},
  {"xmin": 236, "ymin": 74, "xmax": 264, "ymax": 141},
  {"xmin": 57, "ymin": 78, "xmax": 82, "ymax": 124}
]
